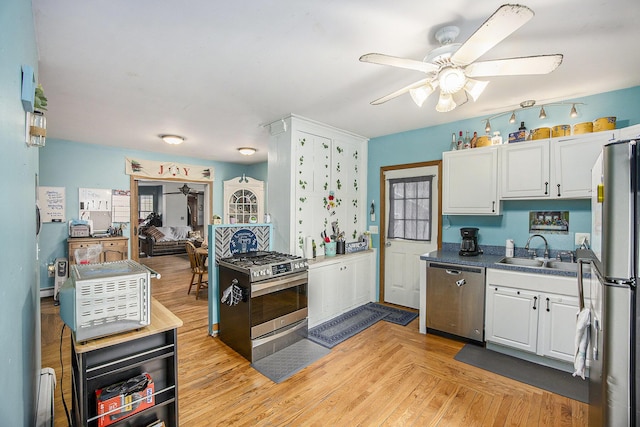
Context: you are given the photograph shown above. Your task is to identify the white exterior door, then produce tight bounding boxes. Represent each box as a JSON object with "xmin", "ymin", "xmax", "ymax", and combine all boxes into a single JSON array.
[{"xmin": 383, "ymin": 166, "xmax": 439, "ymax": 309}]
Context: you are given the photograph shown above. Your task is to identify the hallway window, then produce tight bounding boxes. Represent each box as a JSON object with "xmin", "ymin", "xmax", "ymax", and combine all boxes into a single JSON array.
[
  {"xmin": 388, "ymin": 176, "xmax": 433, "ymax": 241},
  {"xmin": 139, "ymin": 194, "xmax": 154, "ymax": 220}
]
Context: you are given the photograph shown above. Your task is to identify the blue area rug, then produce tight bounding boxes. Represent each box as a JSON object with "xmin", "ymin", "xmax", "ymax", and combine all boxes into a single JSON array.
[
  {"xmin": 308, "ymin": 303, "xmax": 418, "ymax": 349},
  {"xmin": 365, "ymin": 302, "xmax": 418, "ymax": 326}
]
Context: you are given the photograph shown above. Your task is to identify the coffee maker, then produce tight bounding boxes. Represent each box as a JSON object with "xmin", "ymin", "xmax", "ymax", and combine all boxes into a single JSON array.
[{"xmin": 459, "ymin": 227, "xmax": 480, "ymax": 256}]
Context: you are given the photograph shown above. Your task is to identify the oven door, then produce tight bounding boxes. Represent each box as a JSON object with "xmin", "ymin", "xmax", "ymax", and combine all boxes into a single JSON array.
[{"xmin": 251, "ymin": 271, "xmax": 308, "ymax": 338}]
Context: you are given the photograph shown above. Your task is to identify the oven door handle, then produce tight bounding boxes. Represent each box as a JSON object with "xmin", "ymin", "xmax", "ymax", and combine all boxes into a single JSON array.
[{"xmin": 251, "ymin": 272, "xmax": 308, "ymax": 297}]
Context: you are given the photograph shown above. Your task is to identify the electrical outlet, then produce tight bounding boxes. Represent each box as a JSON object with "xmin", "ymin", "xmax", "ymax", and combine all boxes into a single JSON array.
[
  {"xmin": 575, "ymin": 232, "xmax": 590, "ymax": 246},
  {"xmin": 369, "ymin": 225, "xmax": 379, "ymax": 234}
]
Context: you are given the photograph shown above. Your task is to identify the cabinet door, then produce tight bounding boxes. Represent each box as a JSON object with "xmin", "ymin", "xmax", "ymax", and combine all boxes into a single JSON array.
[
  {"xmin": 552, "ymin": 135, "xmax": 607, "ymax": 199},
  {"xmin": 538, "ymin": 294, "xmax": 580, "ymax": 362},
  {"xmin": 352, "ymin": 254, "xmax": 373, "ymax": 306},
  {"xmin": 442, "ymin": 148, "xmax": 500, "ymax": 215},
  {"xmin": 500, "ymin": 140, "xmax": 550, "ymax": 198},
  {"xmin": 485, "ymin": 286, "xmax": 539, "ymax": 353},
  {"xmin": 102, "ymin": 239, "xmax": 128, "ymax": 262},
  {"xmin": 294, "ymin": 131, "xmax": 332, "ymax": 256},
  {"xmin": 332, "ymin": 138, "xmax": 363, "ymax": 241}
]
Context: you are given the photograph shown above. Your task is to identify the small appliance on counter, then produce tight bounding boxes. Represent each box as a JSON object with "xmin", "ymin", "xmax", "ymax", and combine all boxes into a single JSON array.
[
  {"xmin": 459, "ymin": 227, "xmax": 480, "ymax": 256},
  {"xmin": 59, "ymin": 260, "xmax": 159, "ymax": 342}
]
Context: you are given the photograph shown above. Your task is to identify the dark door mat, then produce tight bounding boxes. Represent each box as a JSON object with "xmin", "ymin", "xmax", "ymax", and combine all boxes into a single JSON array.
[
  {"xmin": 365, "ymin": 302, "xmax": 418, "ymax": 326},
  {"xmin": 454, "ymin": 344, "xmax": 588, "ymax": 403},
  {"xmin": 251, "ymin": 339, "xmax": 330, "ymax": 383},
  {"xmin": 308, "ymin": 305, "xmax": 389, "ymax": 349}
]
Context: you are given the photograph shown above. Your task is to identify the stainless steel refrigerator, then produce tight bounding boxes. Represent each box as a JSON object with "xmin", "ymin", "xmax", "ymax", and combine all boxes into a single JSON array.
[{"xmin": 585, "ymin": 139, "xmax": 639, "ymax": 426}]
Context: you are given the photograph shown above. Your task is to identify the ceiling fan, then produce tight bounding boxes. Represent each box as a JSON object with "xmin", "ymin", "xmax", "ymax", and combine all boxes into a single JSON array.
[
  {"xmin": 164, "ymin": 184, "xmax": 199, "ymax": 196},
  {"xmin": 359, "ymin": 4, "xmax": 563, "ymax": 112}
]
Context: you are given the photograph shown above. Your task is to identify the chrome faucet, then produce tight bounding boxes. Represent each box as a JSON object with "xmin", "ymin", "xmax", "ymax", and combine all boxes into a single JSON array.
[{"xmin": 524, "ymin": 234, "xmax": 549, "ymax": 259}]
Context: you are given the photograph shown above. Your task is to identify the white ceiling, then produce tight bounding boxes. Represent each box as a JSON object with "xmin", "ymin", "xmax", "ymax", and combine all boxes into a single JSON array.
[{"xmin": 32, "ymin": 0, "xmax": 640, "ymax": 164}]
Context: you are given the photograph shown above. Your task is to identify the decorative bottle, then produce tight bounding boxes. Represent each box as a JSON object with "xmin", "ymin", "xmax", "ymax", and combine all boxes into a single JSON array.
[
  {"xmin": 450, "ymin": 133, "xmax": 458, "ymax": 151},
  {"xmin": 457, "ymin": 131, "xmax": 463, "ymax": 150},
  {"xmin": 463, "ymin": 131, "xmax": 471, "ymax": 149}
]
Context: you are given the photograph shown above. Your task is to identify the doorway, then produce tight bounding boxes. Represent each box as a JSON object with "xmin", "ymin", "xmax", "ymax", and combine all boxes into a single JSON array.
[
  {"xmin": 380, "ymin": 161, "xmax": 442, "ymax": 309},
  {"xmin": 129, "ymin": 176, "xmax": 212, "ymax": 262}
]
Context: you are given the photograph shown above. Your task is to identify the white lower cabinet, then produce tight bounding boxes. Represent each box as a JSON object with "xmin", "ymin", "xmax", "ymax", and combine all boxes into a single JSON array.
[
  {"xmin": 308, "ymin": 251, "xmax": 375, "ymax": 327},
  {"xmin": 485, "ymin": 269, "xmax": 588, "ymax": 365}
]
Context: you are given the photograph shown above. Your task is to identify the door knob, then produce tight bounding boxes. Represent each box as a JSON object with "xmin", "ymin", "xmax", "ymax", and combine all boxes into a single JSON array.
[{"xmin": 385, "ymin": 241, "xmax": 391, "ymax": 247}]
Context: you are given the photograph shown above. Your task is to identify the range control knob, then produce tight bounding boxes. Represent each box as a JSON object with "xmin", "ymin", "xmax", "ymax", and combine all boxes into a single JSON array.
[{"xmin": 260, "ymin": 270, "xmax": 266, "ymax": 276}]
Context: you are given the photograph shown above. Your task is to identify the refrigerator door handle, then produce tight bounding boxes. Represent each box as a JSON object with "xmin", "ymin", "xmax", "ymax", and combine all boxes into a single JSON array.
[
  {"xmin": 593, "ymin": 318, "xmax": 599, "ymax": 361},
  {"xmin": 576, "ymin": 258, "xmax": 589, "ymax": 310}
]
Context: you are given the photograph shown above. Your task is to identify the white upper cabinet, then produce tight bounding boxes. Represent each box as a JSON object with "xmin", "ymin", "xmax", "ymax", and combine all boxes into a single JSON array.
[
  {"xmin": 442, "ymin": 147, "xmax": 500, "ymax": 215},
  {"xmin": 500, "ymin": 131, "xmax": 618, "ymax": 200},
  {"xmin": 500, "ymin": 140, "xmax": 550, "ymax": 198},
  {"xmin": 267, "ymin": 115, "xmax": 368, "ymax": 256}
]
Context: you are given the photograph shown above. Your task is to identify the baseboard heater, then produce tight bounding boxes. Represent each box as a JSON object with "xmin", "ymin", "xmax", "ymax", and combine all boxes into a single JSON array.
[{"xmin": 35, "ymin": 367, "xmax": 56, "ymax": 427}]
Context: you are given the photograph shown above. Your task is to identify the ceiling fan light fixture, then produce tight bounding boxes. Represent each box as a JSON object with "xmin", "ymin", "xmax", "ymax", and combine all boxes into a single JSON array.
[
  {"xmin": 161, "ymin": 134, "xmax": 185, "ymax": 145},
  {"xmin": 539, "ymin": 106, "xmax": 547, "ymax": 119},
  {"xmin": 463, "ymin": 78, "xmax": 489, "ymax": 102},
  {"xmin": 435, "ymin": 92, "xmax": 456, "ymax": 113},
  {"xmin": 509, "ymin": 112, "xmax": 517, "ymax": 123},
  {"xmin": 409, "ymin": 84, "xmax": 435, "ymax": 107},
  {"xmin": 570, "ymin": 103, "xmax": 578, "ymax": 118},
  {"xmin": 438, "ymin": 67, "xmax": 466, "ymax": 94},
  {"xmin": 238, "ymin": 147, "xmax": 256, "ymax": 156}
]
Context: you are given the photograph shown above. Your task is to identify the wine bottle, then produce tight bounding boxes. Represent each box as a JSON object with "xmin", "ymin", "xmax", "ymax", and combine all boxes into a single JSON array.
[{"xmin": 457, "ymin": 131, "xmax": 463, "ymax": 150}]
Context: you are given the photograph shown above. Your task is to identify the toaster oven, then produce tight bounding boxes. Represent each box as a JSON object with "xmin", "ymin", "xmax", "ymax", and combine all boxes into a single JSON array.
[{"xmin": 59, "ymin": 260, "xmax": 156, "ymax": 342}]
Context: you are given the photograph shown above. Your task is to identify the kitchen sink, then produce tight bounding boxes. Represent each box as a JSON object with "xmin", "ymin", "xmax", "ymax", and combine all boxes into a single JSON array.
[
  {"xmin": 544, "ymin": 261, "xmax": 578, "ymax": 272},
  {"xmin": 496, "ymin": 257, "xmax": 544, "ymax": 267},
  {"xmin": 495, "ymin": 257, "xmax": 577, "ymax": 272}
]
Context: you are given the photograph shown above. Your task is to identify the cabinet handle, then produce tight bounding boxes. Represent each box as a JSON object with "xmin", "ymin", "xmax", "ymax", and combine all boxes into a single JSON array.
[
  {"xmin": 546, "ymin": 297, "xmax": 550, "ymax": 312},
  {"xmin": 492, "ymin": 201, "xmax": 495, "ymax": 212},
  {"xmin": 544, "ymin": 182, "xmax": 549, "ymax": 195},
  {"xmin": 533, "ymin": 296, "xmax": 538, "ymax": 310},
  {"xmin": 557, "ymin": 184, "xmax": 561, "ymax": 197}
]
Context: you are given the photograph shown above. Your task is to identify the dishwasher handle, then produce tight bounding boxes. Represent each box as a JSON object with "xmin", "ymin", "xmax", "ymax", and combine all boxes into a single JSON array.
[{"xmin": 446, "ymin": 269, "xmax": 461, "ymax": 276}]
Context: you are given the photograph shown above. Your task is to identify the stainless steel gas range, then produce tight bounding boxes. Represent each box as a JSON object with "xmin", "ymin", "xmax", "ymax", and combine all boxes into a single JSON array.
[{"xmin": 217, "ymin": 251, "xmax": 309, "ymax": 362}]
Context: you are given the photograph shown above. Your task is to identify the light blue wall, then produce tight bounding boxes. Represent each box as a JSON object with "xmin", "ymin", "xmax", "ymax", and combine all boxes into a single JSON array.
[
  {"xmin": 366, "ymin": 86, "xmax": 640, "ymax": 289},
  {"xmin": 0, "ymin": 0, "xmax": 41, "ymax": 424},
  {"xmin": 38, "ymin": 139, "xmax": 251, "ymax": 290}
]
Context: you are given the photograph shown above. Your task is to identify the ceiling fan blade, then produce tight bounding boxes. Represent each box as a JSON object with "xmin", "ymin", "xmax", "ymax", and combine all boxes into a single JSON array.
[
  {"xmin": 360, "ymin": 53, "xmax": 439, "ymax": 74},
  {"xmin": 465, "ymin": 54, "xmax": 563, "ymax": 77},
  {"xmin": 370, "ymin": 78, "xmax": 433, "ymax": 105},
  {"xmin": 451, "ymin": 4, "xmax": 534, "ymax": 66}
]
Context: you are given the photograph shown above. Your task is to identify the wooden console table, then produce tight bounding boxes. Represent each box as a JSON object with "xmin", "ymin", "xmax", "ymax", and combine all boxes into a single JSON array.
[
  {"xmin": 71, "ymin": 299, "xmax": 182, "ymax": 427},
  {"xmin": 68, "ymin": 236, "xmax": 129, "ymax": 264}
]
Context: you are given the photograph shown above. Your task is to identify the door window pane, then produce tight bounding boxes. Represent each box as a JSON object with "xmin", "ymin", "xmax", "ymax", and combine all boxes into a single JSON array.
[{"xmin": 388, "ymin": 176, "xmax": 433, "ymax": 241}]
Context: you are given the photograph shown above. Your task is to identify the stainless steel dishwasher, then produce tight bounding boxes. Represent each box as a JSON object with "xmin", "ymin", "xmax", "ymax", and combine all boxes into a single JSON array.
[{"xmin": 426, "ymin": 262, "xmax": 485, "ymax": 342}]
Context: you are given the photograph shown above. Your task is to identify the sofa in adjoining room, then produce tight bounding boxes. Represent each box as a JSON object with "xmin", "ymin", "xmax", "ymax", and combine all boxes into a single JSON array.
[{"xmin": 139, "ymin": 225, "xmax": 201, "ymax": 257}]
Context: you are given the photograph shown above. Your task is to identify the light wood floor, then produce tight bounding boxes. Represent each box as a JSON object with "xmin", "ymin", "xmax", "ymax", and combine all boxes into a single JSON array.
[{"xmin": 41, "ymin": 254, "xmax": 587, "ymax": 426}]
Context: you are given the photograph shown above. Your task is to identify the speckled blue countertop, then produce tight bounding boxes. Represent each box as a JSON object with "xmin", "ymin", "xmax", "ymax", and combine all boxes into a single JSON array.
[{"xmin": 420, "ymin": 243, "xmax": 583, "ymax": 277}]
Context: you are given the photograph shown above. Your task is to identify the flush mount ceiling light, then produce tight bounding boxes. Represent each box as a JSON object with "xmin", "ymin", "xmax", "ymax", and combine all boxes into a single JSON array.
[
  {"xmin": 161, "ymin": 135, "xmax": 185, "ymax": 145},
  {"xmin": 238, "ymin": 147, "xmax": 256, "ymax": 156}
]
